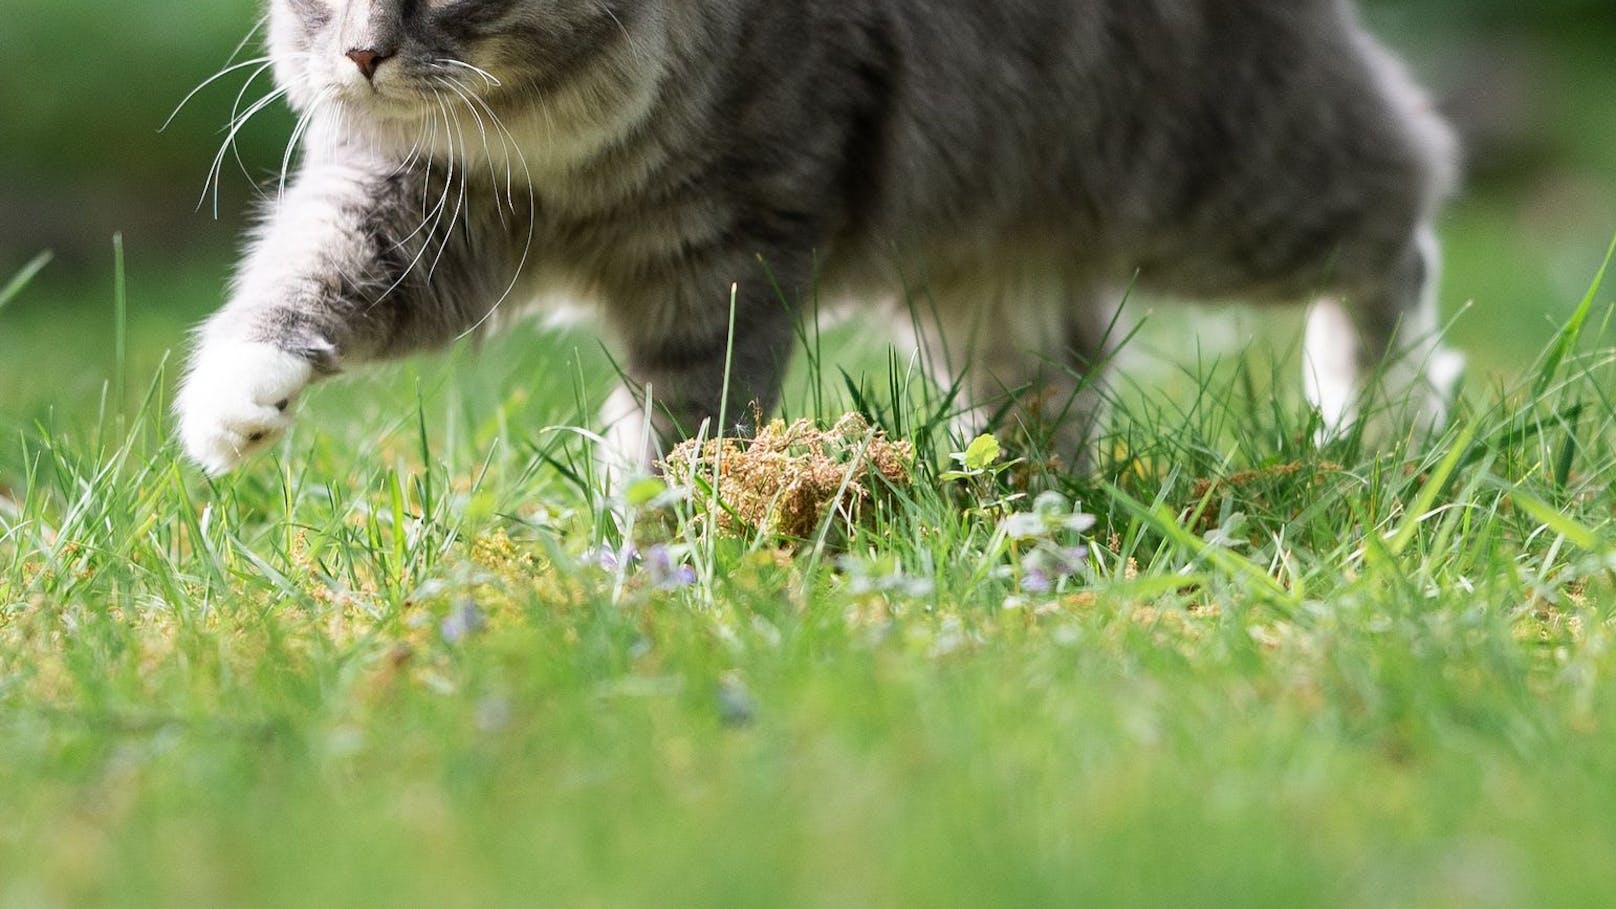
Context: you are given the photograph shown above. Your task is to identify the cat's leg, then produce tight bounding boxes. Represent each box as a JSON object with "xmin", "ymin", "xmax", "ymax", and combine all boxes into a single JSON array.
[
  {"xmin": 1304, "ymin": 224, "xmax": 1463, "ymax": 437},
  {"xmin": 1053, "ymin": 296, "xmax": 1122, "ymax": 473},
  {"xmin": 1303, "ymin": 296, "xmax": 1362, "ymax": 434},
  {"xmin": 178, "ymin": 160, "xmax": 518, "ymax": 473},
  {"xmin": 925, "ymin": 274, "xmax": 1114, "ymax": 473},
  {"xmin": 597, "ymin": 253, "xmax": 799, "ymax": 474}
]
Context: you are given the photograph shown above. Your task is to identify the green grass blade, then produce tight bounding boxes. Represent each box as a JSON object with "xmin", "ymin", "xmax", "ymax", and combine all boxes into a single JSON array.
[
  {"xmin": 1104, "ymin": 481, "xmax": 1295, "ymax": 609},
  {"xmin": 1385, "ymin": 420, "xmax": 1477, "ymax": 558},
  {"xmin": 1534, "ymin": 231, "xmax": 1616, "ymax": 398},
  {"xmin": 0, "ymin": 251, "xmax": 53, "ymax": 312},
  {"xmin": 1508, "ymin": 485, "xmax": 1606, "ymax": 553},
  {"xmin": 113, "ymin": 235, "xmax": 128, "ymax": 411}
]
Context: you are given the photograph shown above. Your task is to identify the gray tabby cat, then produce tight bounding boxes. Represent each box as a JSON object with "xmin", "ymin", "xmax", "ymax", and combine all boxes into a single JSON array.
[{"xmin": 177, "ymin": 0, "xmax": 1463, "ymax": 475}]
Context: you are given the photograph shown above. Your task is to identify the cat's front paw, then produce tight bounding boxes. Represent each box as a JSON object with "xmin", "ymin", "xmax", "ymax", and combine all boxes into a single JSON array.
[{"xmin": 176, "ymin": 340, "xmax": 314, "ymax": 475}]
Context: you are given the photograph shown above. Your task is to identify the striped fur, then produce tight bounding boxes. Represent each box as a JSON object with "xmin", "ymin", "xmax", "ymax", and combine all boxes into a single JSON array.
[{"xmin": 178, "ymin": 0, "xmax": 1462, "ymax": 474}]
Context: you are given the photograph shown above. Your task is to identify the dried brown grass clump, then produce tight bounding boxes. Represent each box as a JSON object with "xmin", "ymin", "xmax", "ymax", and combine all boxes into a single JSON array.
[{"xmin": 661, "ymin": 413, "xmax": 914, "ymax": 541}]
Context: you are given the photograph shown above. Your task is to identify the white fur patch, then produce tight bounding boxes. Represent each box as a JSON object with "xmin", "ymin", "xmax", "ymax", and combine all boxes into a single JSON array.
[
  {"xmin": 598, "ymin": 382, "xmax": 661, "ymax": 481},
  {"xmin": 176, "ymin": 340, "xmax": 314, "ymax": 475},
  {"xmin": 1304, "ymin": 298, "xmax": 1362, "ymax": 435}
]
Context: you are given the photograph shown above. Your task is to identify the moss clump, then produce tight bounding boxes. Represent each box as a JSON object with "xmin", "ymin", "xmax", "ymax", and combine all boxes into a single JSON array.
[{"xmin": 662, "ymin": 413, "xmax": 914, "ymax": 541}]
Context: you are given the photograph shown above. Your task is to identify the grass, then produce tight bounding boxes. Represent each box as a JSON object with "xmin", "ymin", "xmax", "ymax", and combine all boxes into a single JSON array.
[{"xmin": 4, "ymin": 233, "xmax": 1616, "ymax": 907}]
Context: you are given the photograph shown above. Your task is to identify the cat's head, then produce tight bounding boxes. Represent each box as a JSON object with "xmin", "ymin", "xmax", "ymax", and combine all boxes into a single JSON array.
[{"xmin": 267, "ymin": 0, "xmax": 640, "ymax": 120}]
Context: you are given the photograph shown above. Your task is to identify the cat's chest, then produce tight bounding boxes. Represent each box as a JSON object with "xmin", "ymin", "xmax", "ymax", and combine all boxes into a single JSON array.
[
  {"xmin": 386, "ymin": 71, "xmax": 667, "ymax": 201},
  {"xmin": 415, "ymin": 112, "xmax": 619, "ymax": 189},
  {"xmin": 440, "ymin": 138, "xmax": 728, "ymax": 272},
  {"xmin": 533, "ymin": 185, "xmax": 732, "ymax": 277}
]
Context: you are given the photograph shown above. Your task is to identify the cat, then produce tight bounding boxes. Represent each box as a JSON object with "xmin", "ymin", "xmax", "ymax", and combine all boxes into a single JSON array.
[{"xmin": 176, "ymin": 0, "xmax": 1463, "ymax": 476}]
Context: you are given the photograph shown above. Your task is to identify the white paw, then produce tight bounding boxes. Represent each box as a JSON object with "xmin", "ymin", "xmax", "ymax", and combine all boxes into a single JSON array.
[{"xmin": 176, "ymin": 340, "xmax": 314, "ymax": 475}]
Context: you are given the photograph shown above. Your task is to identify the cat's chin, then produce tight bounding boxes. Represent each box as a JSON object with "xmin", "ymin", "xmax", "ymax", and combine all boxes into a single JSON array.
[
  {"xmin": 334, "ymin": 93, "xmax": 431, "ymax": 122},
  {"xmin": 328, "ymin": 99, "xmax": 449, "ymax": 150}
]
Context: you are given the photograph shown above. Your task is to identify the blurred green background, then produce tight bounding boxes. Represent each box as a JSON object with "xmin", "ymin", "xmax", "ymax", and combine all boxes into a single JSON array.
[{"xmin": 0, "ymin": 0, "xmax": 1613, "ymax": 420}]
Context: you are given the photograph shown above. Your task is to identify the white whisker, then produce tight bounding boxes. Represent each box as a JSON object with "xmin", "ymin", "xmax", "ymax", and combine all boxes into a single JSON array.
[
  {"xmin": 595, "ymin": 4, "xmax": 651, "ymax": 67},
  {"xmin": 423, "ymin": 89, "xmax": 470, "ymax": 282},
  {"xmin": 223, "ymin": 15, "xmax": 270, "ymax": 69},
  {"xmin": 202, "ymin": 85, "xmax": 290, "ymax": 217},
  {"xmin": 279, "ymin": 88, "xmax": 333, "ymax": 203},
  {"xmin": 224, "ymin": 60, "xmax": 307, "ymax": 194},
  {"xmin": 162, "ymin": 56, "xmax": 277, "ymax": 133},
  {"xmin": 163, "ymin": 16, "xmax": 279, "ymax": 131},
  {"xmin": 368, "ymin": 103, "xmax": 461, "ymax": 310},
  {"xmin": 433, "ymin": 58, "xmax": 502, "ymax": 88},
  {"xmin": 449, "ymin": 89, "xmax": 536, "ymax": 342},
  {"xmin": 434, "ymin": 75, "xmax": 508, "ymax": 221},
  {"xmin": 459, "ymin": 89, "xmax": 526, "ymax": 214},
  {"xmin": 393, "ymin": 110, "xmax": 434, "ymax": 177}
]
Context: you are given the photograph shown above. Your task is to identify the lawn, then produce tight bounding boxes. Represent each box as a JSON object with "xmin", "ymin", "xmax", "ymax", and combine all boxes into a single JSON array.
[{"xmin": 3, "ymin": 223, "xmax": 1616, "ymax": 905}]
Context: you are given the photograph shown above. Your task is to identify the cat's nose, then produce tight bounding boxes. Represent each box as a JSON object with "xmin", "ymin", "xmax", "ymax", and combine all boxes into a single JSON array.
[{"xmin": 345, "ymin": 47, "xmax": 395, "ymax": 82}]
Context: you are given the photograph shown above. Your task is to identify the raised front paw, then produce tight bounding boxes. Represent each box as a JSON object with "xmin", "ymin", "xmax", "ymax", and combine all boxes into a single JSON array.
[{"xmin": 176, "ymin": 340, "xmax": 315, "ymax": 475}]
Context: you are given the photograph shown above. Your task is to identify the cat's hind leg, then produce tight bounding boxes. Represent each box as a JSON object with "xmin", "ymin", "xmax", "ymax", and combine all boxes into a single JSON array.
[
  {"xmin": 1304, "ymin": 224, "xmax": 1464, "ymax": 438},
  {"xmin": 920, "ymin": 272, "xmax": 1116, "ymax": 473}
]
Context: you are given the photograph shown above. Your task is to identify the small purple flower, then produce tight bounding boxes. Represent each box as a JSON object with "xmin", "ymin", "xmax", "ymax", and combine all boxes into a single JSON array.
[
  {"xmin": 645, "ymin": 544, "xmax": 698, "ymax": 590},
  {"xmin": 1003, "ymin": 512, "xmax": 1047, "ymax": 541},
  {"xmin": 1016, "ymin": 544, "xmax": 1091, "ymax": 593},
  {"xmin": 441, "ymin": 598, "xmax": 486, "ymax": 644},
  {"xmin": 1020, "ymin": 569, "xmax": 1053, "ymax": 594},
  {"xmin": 1047, "ymin": 545, "xmax": 1090, "ymax": 577},
  {"xmin": 1059, "ymin": 512, "xmax": 1098, "ymax": 534},
  {"xmin": 1006, "ymin": 493, "xmax": 1097, "ymax": 541}
]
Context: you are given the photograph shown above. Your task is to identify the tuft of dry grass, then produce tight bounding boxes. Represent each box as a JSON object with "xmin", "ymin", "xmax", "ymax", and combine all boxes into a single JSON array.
[{"xmin": 662, "ymin": 413, "xmax": 915, "ymax": 541}]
